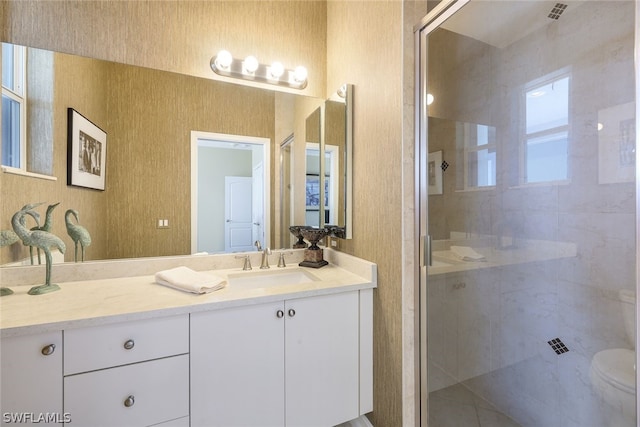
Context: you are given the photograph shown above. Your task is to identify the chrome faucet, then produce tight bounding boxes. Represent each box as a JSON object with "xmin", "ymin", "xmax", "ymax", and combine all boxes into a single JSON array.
[
  {"xmin": 254, "ymin": 240, "xmax": 262, "ymax": 251},
  {"xmin": 260, "ymin": 247, "xmax": 272, "ymax": 269},
  {"xmin": 277, "ymin": 251, "xmax": 293, "ymax": 268},
  {"xmin": 235, "ymin": 254, "xmax": 252, "ymax": 271}
]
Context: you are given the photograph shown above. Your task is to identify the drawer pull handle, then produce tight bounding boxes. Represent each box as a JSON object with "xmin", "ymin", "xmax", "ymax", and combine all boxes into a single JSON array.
[
  {"xmin": 124, "ymin": 395, "xmax": 135, "ymax": 407},
  {"xmin": 288, "ymin": 308, "xmax": 296, "ymax": 317},
  {"xmin": 123, "ymin": 339, "xmax": 135, "ymax": 350},
  {"xmin": 41, "ymin": 344, "xmax": 56, "ymax": 356},
  {"xmin": 276, "ymin": 310, "xmax": 284, "ymax": 318}
]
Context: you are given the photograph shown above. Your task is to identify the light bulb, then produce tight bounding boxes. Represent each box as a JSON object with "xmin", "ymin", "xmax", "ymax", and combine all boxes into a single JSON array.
[
  {"xmin": 243, "ymin": 55, "xmax": 259, "ymax": 74},
  {"xmin": 427, "ymin": 93, "xmax": 434, "ymax": 105},
  {"xmin": 215, "ymin": 50, "xmax": 233, "ymax": 70},
  {"xmin": 269, "ymin": 61, "xmax": 284, "ymax": 79},
  {"xmin": 337, "ymin": 84, "xmax": 347, "ymax": 98},
  {"xmin": 293, "ymin": 66, "xmax": 308, "ymax": 83}
]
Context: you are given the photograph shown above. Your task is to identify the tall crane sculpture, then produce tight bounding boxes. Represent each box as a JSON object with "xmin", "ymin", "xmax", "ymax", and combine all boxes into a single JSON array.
[
  {"xmin": 1, "ymin": 208, "xmax": 41, "ymax": 296},
  {"xmin": 65, "ymin": 209, "xmax": 92, "ymax": 262},
  {"xmin": 29, "ymin": 202, "xmax": 60, "ymax": 265},
  {"xmin": 12, "ymin": 203, "xmax": 66, "ymax": 295}
]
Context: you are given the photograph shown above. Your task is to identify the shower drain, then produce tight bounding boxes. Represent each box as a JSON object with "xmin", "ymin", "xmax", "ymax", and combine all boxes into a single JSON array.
[
  {"xmin": 548, "ymin": 338, "xmax": 570, "ymax": 355},
  {"xmin": 548, "ymin": 3, "xmax": 568, "ymax": 20}
]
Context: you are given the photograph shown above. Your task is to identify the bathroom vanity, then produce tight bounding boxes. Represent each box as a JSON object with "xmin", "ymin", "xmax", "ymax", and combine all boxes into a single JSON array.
[{"xmin": 0, "ymin": 249, "xmax": 376, "ymax": 427}]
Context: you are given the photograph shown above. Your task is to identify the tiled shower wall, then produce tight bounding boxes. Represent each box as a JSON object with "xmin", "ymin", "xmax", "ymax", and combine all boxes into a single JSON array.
[{"xmin": 426, "ymin": 2, "xmax": 635, "ymax": 426}]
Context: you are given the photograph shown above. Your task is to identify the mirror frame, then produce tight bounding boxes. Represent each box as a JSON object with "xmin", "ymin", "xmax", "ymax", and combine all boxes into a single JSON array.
[
  {"xmin": 321, "ymin": 83, "xmax": 353, "ymax": 239},
  {"xmin": 190, "ymin": 131, "xmax": 271, "ymax": 254}
]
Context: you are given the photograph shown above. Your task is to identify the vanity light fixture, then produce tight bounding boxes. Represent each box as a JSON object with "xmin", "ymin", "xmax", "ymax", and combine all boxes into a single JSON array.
[
  {"xmin": 211, "ymin": 50, "xmax": 308, "ymax": 90},
  {"xmin": 243, "ymin": 55, "xmax": 259, "ymax": 74}
]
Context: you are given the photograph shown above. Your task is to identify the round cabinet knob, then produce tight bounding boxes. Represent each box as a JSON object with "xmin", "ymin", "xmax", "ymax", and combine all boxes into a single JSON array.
[
  {"xmin": 41, "ymin": 344, "xmax": 56, "ymax": 356},
  {"xmin": 288, "ymin": 308, "xmax": 296, "ymax": 317},
  {"xmin": 276, "ymin": 310, "xmax": 284, "ymax": 318},
  {"xmin": 123, "ymin": 339, "xmax": 135, "ymax": 350},
  {"xmin": 124, "ymin": 395, "xmax": 135, "ymax": 408}
]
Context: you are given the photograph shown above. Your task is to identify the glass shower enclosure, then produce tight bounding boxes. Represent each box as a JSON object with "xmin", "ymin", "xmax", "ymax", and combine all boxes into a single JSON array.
[{"xmin": 416, "ymin": 1, "xmax": 638, "ymax": 426}]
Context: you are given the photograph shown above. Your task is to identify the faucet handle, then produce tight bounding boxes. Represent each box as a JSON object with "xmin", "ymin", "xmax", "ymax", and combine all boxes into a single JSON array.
[
  {"xmin": 254, "ymin": 240, "xmax": 262, "ymax": 251},
  {"xmin": 277, "ymin": 250, "xmax": 293, "ymax": 268},
  {"xmin": 235, "ymin": 254, "xmax": 252, "ymax": 271}
]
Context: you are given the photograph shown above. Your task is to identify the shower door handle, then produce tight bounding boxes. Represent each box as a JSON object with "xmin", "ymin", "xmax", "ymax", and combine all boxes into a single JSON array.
[{"xmin": 421, "ymin": 235, "xmax": 432, "ymax": 267}]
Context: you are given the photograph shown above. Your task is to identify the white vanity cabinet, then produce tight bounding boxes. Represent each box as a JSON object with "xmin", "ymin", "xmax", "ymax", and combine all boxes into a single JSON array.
[
  {"xmin": 63, "ymin": 315, "xmax": 190, "ymax": 427},
  {"xmin": 1, "ymin": 331, "xmax": 63, "ymax": 426},
  {"xmin": 191, "ymin": 290, "xmax": 370, "ymax": 427}
]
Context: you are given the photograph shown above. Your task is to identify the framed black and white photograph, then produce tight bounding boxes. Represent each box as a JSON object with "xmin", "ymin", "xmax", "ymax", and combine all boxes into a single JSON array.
[{"xmin": 67, "ymin": 108, "xmax": 107, "ymax": 190}]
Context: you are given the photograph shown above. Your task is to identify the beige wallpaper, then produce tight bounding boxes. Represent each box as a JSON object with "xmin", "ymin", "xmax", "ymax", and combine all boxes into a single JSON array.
[
  {"xmin": 1, "ymin": 1, "xmax": 416, "ymax": 425},
  {"xmin": 2, "ymin": 1, "xmax": 326, "ymax": 99},
  {"xmin": 327, "ymin": 2, "xmax": 405, "ymax": 425}
]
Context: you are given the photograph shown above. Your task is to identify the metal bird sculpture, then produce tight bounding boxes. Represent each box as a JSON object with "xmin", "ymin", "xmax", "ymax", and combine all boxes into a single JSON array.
[
  {"xmin": 1, "ymin": 209, "xmax": 41, "ymax": 248},
  {"xmin": 12, "ymin": 203, "xmax": 66, "ymax": 295},
  {"xmin": 65, "ymin": 209, "xmax": 91, "ymax": 262},
  {"xmin": 29, "ymin": 202, "xmax": 60, "ymax": 265},
  {"xmin": 0, "ymin": 208, "xmax": 40, "ymax": 296}
]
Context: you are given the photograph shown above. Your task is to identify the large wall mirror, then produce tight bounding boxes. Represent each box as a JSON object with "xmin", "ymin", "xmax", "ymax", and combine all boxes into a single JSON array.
[{"xmin": 0, "ymin": 43, "xmax": 352, "ymax": 266}]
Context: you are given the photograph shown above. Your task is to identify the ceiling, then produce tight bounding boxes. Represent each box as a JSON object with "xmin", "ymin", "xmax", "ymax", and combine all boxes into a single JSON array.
[{"xmin": 441, "ymin": 1, "xmax": 585, "ymax": 49}]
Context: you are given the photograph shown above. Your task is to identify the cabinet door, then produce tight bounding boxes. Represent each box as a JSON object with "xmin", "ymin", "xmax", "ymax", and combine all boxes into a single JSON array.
[
  {"xmin": 285, "ymin": 291, "xmax": 360, "ymax": 427},
  {"xmin": 1, "ymin": 332, "xmax": 63, "ymax": 426},
  {"xmin": 190, "ymin": 302, "xmax": 285, "ymax": 427}
]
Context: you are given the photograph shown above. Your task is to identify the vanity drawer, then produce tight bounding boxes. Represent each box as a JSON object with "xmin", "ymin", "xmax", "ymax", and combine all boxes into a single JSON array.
[
  {"xmin": 64, "ymin": 354, "xmax": 189, "ymax": 426},
  {"xmin": 64, "ymin": 314, "xmax": 188, "ymax": 375}
]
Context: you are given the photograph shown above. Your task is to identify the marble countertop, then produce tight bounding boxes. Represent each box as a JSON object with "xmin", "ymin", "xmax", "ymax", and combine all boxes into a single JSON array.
[
  {"xmin": 0, "ymin": 249, "xmax": 377, "ymax": 337},
  {"xmin": 427, "ymin": 238, "xmax": 577, "ymax": 276}
]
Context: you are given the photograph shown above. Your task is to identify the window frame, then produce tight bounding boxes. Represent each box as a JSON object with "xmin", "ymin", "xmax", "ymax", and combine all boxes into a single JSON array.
[
  {"xmin": 520, "ymin": 68, "xmax": 572, "ymax": 186},
  {"xmin": 462, "ymin": 122, "xmax": 497, "ymax": 190},
  {"xmin": 2, "ymin": 42, "xmax": 27, "ymax": 170}
]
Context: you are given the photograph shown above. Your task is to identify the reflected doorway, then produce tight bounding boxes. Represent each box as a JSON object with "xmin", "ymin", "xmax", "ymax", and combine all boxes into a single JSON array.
[{"xmin": 190, "ymin": 131, "xmax": 270, "ymax": 254}]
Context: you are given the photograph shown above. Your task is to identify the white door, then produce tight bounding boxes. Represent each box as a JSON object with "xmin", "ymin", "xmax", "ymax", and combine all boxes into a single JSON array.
[
  {"xmin": 224, "ymin": 176, "xmax": 254, "ymax": 252},
  {"xmin": 252, "ymin": 162, "xmax": 265, "ymax": 248}
]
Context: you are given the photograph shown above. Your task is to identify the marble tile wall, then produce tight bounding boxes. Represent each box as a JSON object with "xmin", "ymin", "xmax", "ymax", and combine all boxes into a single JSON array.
[{"xmin": 426, "ymin": 2, "xmax": 636, "ymax": 426}]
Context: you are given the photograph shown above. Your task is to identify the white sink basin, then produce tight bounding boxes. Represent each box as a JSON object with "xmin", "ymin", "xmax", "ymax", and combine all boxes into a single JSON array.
[{"xmin": 227, "ymin": 268, "xmax": 319, "ymax": 288}]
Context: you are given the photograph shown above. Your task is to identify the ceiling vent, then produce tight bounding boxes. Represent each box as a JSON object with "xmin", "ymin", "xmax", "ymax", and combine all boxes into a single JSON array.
[{"xmin": 548, "ymin": 3, "xmax": 568, "ymax": 20}]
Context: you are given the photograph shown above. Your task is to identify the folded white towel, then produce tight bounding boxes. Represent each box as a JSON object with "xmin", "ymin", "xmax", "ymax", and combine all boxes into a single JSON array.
[
  {"xmin": 450, "ymin": 246, "xmax": 486, "ymax": 261},
  {"xmin": 155, "ymin": 266, "xmax": 227, "ymax": 294}
]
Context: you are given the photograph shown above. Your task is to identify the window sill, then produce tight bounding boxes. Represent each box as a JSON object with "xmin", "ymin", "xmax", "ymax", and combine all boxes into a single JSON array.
[
  {"xmin": 2, "ymin": 166, "xmax": 57, "ymax": 181},
  {"xmin": 455, "ymin": 186, "xmax": 496, "ymax": 193},
  {"xmin": 508, "ymin": 180, "xmax": 570, "ymax": 190}
]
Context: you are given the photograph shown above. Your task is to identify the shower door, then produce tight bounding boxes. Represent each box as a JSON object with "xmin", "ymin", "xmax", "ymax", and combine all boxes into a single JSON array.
[{"xmin": 416, "ymin": 1, "xmax": 638, "ymax": 426}]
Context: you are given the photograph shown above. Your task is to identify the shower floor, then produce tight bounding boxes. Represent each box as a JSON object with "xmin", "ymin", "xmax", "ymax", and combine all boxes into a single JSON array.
[{"xmin": 429, "ymin": 383, "xmax": 521, "ymax": 427}]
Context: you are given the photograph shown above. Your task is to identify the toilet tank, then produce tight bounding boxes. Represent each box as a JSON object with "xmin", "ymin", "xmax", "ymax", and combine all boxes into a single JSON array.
[{"xmin": 619, "ymin": 289, "xmax": 636, "ymax": 347}]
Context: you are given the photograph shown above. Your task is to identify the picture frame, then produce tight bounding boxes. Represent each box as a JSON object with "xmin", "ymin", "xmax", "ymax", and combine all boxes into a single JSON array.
[
  {"xmin": 67, "ymin": 108, "xmax": 107, "ymax": 190},
  {"xmin": 428, "ymin": 150, "xmax": 443, "ymax": 195},
  {"xmin": 305, "ymin": 174, "xmax": 329, "ymax": 209},
  {"xmin": 597, "ymin": 101, "xmax": 635, "ymax": 184}
]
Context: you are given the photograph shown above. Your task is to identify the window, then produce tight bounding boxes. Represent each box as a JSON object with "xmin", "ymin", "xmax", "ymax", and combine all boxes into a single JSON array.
[
  {"xmin": 463, "ymin": 122, "xmax": 496, "ymax": 189},
  {"xmin": 523, "ymin": 72, "xmax": 570, "ymax": 184},
  {"xmin": 2, "ymin": 43, "xmax": 27, "ymax": 169}
]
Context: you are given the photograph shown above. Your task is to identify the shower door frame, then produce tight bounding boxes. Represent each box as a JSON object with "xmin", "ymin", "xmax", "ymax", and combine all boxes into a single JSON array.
[
  {"xmin": 414, "ymin": 1, "xmax": 470, "ymax": 425},
  {"xmin": 414, "ymin": 1, "xmax": 640, "ymax": 426}
]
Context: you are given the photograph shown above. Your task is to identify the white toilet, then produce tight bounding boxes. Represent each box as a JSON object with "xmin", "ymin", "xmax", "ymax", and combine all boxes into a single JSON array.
[{"xmin": 590, "ymin": 289, "xmax": 636, "ymax": 426}]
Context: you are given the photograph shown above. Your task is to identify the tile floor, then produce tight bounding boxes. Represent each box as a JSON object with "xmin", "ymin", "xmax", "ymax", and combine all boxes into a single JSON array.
[{"xmin": 429, "ymin": 383, "xmax": 521, "ymax": 427}]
